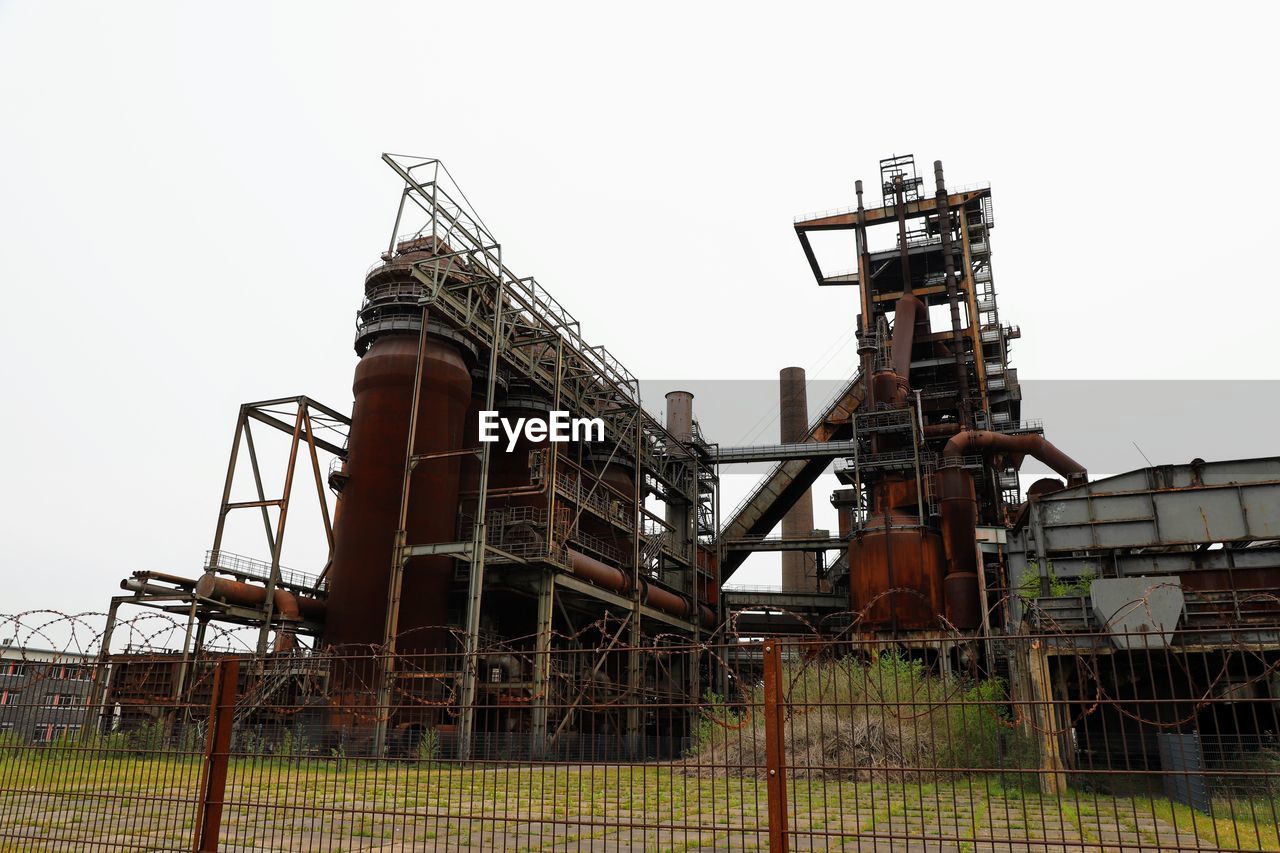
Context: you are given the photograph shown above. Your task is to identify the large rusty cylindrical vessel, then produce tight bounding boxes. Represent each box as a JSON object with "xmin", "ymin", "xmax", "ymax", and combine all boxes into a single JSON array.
[
  {"xmin": 324, "ymin": 331, "xmax": 472, "ymax": 653},
  {"xmin": 847, "ymin": 516, "xmax": 945, "ymax": 631}
]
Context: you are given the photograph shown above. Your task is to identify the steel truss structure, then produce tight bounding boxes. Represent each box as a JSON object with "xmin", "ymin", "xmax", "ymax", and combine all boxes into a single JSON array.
[{"xmin": 100, "ymin": 396, "xmax": 349, "ymax": 699}]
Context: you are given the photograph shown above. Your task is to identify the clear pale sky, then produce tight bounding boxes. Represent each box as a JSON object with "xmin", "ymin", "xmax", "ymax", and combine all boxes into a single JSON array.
[{"xmin": 1, "ymin": 2, "xmax": 1277, "ymax": 617}]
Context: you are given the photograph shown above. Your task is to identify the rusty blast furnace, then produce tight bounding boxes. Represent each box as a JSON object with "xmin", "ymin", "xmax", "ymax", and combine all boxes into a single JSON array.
[
  {"xmin": 717, "ymin": 154, "xmax": 1087, "ymax": 642},
  {"xmin": 108, "ymin": 153, "xmax": 1280, "ymax": 767}
]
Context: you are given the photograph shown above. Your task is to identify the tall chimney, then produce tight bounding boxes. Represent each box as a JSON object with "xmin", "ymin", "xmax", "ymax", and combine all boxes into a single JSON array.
[
  {"xmin": 664, "ymin": 391, "xmax": 695, "ymax": 577},
  {"xmin": 779, "ymin": 367, "xmax": 816, "ymax": 590}
]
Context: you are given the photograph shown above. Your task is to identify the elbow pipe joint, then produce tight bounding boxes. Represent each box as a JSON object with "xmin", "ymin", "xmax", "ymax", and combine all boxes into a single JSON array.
[{"xmin": 943, "ymin": 430, "xmax": 1087, "ymax": 485}]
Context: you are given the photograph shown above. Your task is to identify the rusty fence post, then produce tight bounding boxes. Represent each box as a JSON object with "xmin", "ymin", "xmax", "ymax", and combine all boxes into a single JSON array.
[
  {"xmin": 762, "ymin": 638, "xmax": 789, "ymax": 853},
  {"xmin": 194, "ymin": 658, "xmax": 239, "ymax": 853}
]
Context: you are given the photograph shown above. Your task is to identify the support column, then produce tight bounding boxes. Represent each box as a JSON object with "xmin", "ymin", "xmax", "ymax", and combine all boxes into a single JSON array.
[
  {"xmin": 83, "ymin": 597, "xmax": 122, "ymax": 740},
  {"xmin": 1027, "ymin": 640, "xmax": 1068, "ymax": 795},
  {"xmin": 626, "ymin": 412, "xmax": 644, "ymax": 758},
  {"xmin": 530, "ymin": 574, "xmax": 555, "ymax": 758}
]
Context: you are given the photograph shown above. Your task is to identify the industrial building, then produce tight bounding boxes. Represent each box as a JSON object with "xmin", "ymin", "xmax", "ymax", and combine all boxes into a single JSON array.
[
  {"xmin": 0, "ymin": 642, "xmax": 97, "ymax": 742},
  {"xmin": 97, "ymin": 153, "xmax": 1280, "ymax": 765}
]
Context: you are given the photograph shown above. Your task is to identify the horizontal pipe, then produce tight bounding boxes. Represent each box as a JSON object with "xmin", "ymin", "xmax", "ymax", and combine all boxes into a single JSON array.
[
  {"xmin": 195, "ymin": 573, "xmax": 325, "ymax": 624},
  {"xmin": 121, "ymin": 579, "xmax": 184, "ymax": 596},
  {"xmin": 131, "ymin": 571, "xmax": 199, "ymax": 589},
  {"xmin": 923, "ymin": 422, "xmax": 962, "ymax": 438},
  {"xmin": 943, "ymin": 430, "xmax": 1087, "ymax": 484},
  {"xmin": 566, "ymin": 549, "xmax": 714, "ymax": 627}
]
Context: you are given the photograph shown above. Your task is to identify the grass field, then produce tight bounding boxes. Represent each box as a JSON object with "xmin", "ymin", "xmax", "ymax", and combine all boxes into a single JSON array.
[{"xmin": 3, "ymin": 751, "xmax": 1278, "ymax": 851}]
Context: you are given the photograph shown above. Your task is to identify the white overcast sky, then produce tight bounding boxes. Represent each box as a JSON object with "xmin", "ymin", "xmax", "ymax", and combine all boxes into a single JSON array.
[{"xmin": 1, "ymin": 2, "xmax": 1277, "ymax": 618}]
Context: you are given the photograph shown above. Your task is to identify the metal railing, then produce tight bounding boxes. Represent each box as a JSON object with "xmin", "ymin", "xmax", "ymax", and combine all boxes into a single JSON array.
[
  {"xmin": 204, "ymin": 550, "xmax": 326, "ymax": 593},
  {"xmin": 792, "ymin": 182, "xmax": 992, "ymax": 223}
]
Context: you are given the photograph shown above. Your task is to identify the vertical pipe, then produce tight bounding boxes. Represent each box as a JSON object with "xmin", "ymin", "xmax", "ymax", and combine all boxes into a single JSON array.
[
  {"xmin": 934, "ymin": 160, "xmax": 972, "ymax": 426},
  {"xmin": 779, "ymin": 368, "xmax": 816, "ymax": 591},
  {"xmin": 894, "ymin": 176, "xmax": 913, "ymax": 295},
  {"xmin": 854, "ymin": 181, "xmax": 876, "ymax": 404}
]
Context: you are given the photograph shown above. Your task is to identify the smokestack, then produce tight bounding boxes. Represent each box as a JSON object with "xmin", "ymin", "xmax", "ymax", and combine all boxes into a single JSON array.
[
  {"xmin": 779, "ymin": 367, "xmax": 816, "ymax": 591},
  {"xmin": 664, "ymin": 390, "xmax": 694, "ymax": 442},
  {"xmin": 664, "ymin": 391, "xmax": 694, "ymax": 573}
]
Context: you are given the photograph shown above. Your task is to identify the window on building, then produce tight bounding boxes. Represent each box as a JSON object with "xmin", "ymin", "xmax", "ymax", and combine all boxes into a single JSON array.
[
  {"xmin": 0, "ymin": 689, "xmax": 19, "ymax": 705},
  {"xmin": 32, "ymin": 723, "xmax": 80, "ymax": 743},
  {"xmin": 3, "ymin": 661, "xmax": 25, "ymax": 677}
]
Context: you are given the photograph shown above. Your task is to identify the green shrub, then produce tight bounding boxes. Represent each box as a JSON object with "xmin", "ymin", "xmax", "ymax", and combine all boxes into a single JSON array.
[
  {"xmin": 1018, "ymin": 561, "xmax": 1097, "ymax": 598},
  {"xmin": 687, "ymin": 651, "xmax": 1036, "ymax": 781},
  {"xmin": 416, "ymin": 727, "xmax": 440, "ymax": 763}
]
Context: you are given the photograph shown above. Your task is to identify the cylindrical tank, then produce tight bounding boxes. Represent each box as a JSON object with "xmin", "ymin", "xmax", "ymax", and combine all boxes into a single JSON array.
[
  {"xmin": 779, "ymin": 367, "xmax": 816, "ymax": 591},
  {"xmin": 324, "ymin": 331, "xmax": 472, "ymax": 653},
  {"xmin": 847, "ymin": 517, "xmax": 945, "ymax": 631}
]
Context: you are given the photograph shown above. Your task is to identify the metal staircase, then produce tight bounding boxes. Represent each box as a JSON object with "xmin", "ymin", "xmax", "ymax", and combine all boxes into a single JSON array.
[{"xmin": 718, "ymin": 372, "xmax": 867, "ymax": 582}]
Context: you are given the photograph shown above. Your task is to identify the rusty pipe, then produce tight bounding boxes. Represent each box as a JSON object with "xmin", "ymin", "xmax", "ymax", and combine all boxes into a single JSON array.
[
  {"xmin": 195, "ymin": 571, "xmax": 325, "ymax": 625},
  {"xmin": 890, "ymin": 293, "xmax": 925, "ymax": 380},
  {"xmin": 923, "ymin": 422, "xmax": 962, "ymax": 438},
  {"xmin": 566, "ymin": 549, "xmax": 714, "ymax": 627},
  {"xmin": 196, "ymin": 573, "xmax": 315, "ymax": 652},
  {"xmin": 943, "ymin": 430, "xmax": 1088, "ymax": 484},
  {"xmin": 870, "ymin": 293, "xmax": 928, "ymax": 409},
  {"xmin": 131, "ymin": 571, "xmax": 199, "ymax": 589},
  {"xmin": 894, "ymin": 175, "xmax": 912, "ymax": 295}
]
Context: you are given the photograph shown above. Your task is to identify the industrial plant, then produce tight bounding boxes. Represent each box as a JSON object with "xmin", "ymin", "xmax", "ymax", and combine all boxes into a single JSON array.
[{"xmin": 94, "ymin": 153, "xmax": 1280, "ymax": 773}]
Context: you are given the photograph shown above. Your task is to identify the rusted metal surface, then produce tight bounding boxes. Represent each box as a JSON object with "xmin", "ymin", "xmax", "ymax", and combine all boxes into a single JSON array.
[
  {"xmin": 847, "ymin": 521, "xmax": 946, "ymax": 630},
  {"xmin": 944, "ymin": 429, "xmax": 1088, "ymax": 484},
  {"xmin": 325, "ymin": 333, "xmax": 472, "ymax": 653},
  {"xmin": 762, "ymin": 639, "xmax": 789, "ymax": 852},
  {"xmin": 566, "ymin": 549, "xmax": 714, "ymax": 626},
  {"xmin": 193, "ymin": 658, "xmax": 238, "ymax": 852}
]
